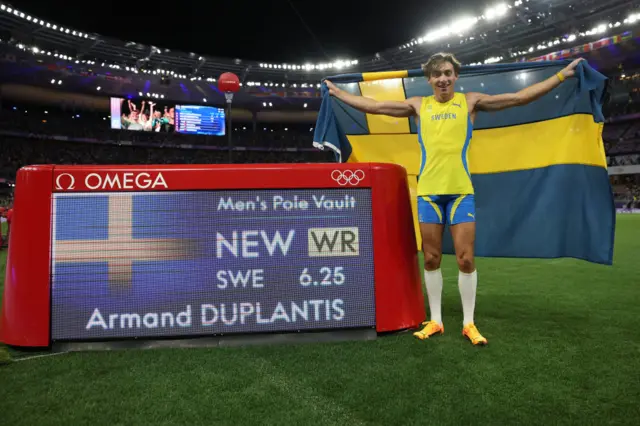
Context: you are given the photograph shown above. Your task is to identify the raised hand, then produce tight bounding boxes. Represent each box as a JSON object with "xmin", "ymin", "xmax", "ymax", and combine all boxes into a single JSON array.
[
  {"xmin": 325, "ymin": 80, "xmax": 339, "ymax": 96},
  {"xmin": 560, "ymin": 58, "xmax": 585, "ymax": 79}
]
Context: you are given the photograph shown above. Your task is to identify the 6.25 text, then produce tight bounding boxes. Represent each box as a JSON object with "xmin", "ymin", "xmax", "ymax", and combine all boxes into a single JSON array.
[{"xmin": 299, "ymin": 267, "xmax": 345, "ymax": 287}]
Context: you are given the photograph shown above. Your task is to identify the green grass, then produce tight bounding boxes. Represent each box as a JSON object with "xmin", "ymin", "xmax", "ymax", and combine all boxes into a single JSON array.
[{"xmin": 1, "ymin": 217, "xmax": 640, "ymax": 425}]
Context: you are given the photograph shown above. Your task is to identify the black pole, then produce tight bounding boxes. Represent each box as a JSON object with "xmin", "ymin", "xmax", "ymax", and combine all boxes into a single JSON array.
[{"xmin": 227, "ymin": 101, "xmax": 233, "ymax": 163}]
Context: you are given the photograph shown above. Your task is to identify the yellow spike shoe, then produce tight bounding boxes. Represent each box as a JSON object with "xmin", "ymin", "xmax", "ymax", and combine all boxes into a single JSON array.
[
  {"xmin": 462, "ymin": 323, "xmax": 488, "ymax": 346},
  {"xmin": 413, "ymin": 320, "xmax": 444, "ymax": 340}
]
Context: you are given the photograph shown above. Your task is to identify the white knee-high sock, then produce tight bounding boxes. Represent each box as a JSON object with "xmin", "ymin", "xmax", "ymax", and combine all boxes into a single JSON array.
[
  {"xmin": 424, "ymin": 269, "xmax": 443, "ymax": 325},
  {"xmin": 458, "ymin": 270, "xmax": 478, "ymax": 326}
]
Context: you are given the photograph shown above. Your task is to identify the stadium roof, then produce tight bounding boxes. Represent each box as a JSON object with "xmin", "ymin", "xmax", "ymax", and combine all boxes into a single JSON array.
[
  {"xmin": 0, "ymin": 0, "xmax": 638, "ymax": 106},
  {"xmin": 8, "ymin": 0, "xmax": 498, "ymax": 62},
  {"xmin": 6, "ymin": 0, "xmax": 638, "ymax": 70}
]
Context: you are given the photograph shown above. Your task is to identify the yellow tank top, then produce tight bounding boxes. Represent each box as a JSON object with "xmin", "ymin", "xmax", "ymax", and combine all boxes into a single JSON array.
[{"xmin": 417, "ymin": 92, "xmax": 474, "ymax": 195}]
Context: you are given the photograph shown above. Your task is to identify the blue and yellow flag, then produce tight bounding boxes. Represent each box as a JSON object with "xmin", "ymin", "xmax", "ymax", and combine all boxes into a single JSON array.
[{"xmin": 313, "ymin": 61, "xmax": 615, "ymax": 265}]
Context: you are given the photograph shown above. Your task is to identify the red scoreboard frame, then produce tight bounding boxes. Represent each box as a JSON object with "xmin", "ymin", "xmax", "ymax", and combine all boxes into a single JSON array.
[{"xmin": 0, "ymin": 162, "xmax": 425, "ymax": 347}]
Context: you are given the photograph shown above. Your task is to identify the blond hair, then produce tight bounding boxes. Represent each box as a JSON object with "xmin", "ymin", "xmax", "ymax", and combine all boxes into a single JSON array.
[{"xmin": 421, "ymin": 52, "xmax": 462, "ymax": 77}]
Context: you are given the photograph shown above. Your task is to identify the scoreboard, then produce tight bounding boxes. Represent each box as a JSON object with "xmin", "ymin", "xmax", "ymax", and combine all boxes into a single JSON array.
[
  {"xmin": 51, "ymin": 189, "xmax": 375, "ymax": 340},
  {"xmin": 175, "ymin": 105, "xmax": 226, "ymax": 136},
  {"xmin": 0, "ymin": 163, "xmax": 425, "ymax": 348}
]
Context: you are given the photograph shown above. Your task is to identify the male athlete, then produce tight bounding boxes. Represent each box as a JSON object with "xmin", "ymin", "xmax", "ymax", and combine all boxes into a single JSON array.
[{"xmin": 325, "ymin": 53, "xmax": 584, "ymax": 345}]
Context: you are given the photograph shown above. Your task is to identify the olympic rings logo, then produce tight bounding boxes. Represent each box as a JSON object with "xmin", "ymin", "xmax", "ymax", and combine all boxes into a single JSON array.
[{"xmin": 331, "ymin": 169, "xmax": 365, "ymax": 186}]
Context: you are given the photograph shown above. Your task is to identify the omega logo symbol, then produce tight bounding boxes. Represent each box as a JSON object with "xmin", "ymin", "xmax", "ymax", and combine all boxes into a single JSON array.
[{"xmin": 55, "ymin": 173, "xmax": 76, "ymax": 190}]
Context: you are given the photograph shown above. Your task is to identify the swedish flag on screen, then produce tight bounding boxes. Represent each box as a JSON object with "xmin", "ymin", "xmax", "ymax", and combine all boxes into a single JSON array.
[
  {"xmin": 313, "ymin": 60, "xmax": 615, "ymax": 265},
  {"xmin": 50, "ymin": 191, "xmax": 376, "ymax": 341}
]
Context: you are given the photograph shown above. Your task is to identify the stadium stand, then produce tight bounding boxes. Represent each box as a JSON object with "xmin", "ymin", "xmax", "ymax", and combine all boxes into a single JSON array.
[
  {"xmin": 0, "ymin": 102, "xmax": 333, "ymax": 186},
  {"xmin": 0, "ymin": 0, "xmax": 639, "ymax": 211}
]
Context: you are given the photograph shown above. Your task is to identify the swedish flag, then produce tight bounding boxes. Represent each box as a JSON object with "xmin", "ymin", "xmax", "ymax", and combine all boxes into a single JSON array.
[{"xmin": 313, "ymin": 61, "xmax": 615, "ymax": 265}]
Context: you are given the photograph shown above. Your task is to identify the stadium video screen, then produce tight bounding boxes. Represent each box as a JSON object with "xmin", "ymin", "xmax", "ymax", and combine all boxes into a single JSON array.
[
  {"xmin": 175, "ymin": 105, "xmax": 226, "ymax": 136},
  {"xmin": 50, "ymin": 189, "xmax": 376, "ymax": 341},
  {"xmin": 110, "ymin": 97, "xmax": 176, "ymax": 132}
]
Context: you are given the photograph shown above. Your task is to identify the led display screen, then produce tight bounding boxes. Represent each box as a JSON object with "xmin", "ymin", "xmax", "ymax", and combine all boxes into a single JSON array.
[
  {"xmin": 51, "ymin": 189, "xmax": 375, "ymax": 340},
  {"xmin": 175, "ymin": 105, "xmax": 226, "ymax": 136},
  {"xmin": 109, "ymin": 97, "xmax": 176, "ymax": 132}
]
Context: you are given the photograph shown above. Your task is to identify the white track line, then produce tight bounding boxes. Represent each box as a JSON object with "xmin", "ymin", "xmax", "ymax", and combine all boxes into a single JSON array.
[{"xmin": 11, "ymin": 352, "xmax": 67, "ymax": 362}]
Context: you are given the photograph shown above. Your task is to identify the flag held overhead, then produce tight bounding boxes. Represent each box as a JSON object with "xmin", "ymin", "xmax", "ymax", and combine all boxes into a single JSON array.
[{"xmin": 313, "ymin": 60, "xmax": 615, "ymax": 265}]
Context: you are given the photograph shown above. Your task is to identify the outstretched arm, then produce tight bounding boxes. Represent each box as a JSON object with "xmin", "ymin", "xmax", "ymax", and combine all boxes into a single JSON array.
[
  {"xmin": 468, "ymin": 58, "xmax": 585, "ymax": 112},
  {"xmin": 325, "ymin": 80, "xmax": 418, "ymax": 117}
]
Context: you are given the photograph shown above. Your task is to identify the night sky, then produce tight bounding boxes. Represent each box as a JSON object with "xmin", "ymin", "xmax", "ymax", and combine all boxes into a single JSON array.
[{"xmin": 13, "ymin": 0, "xmax": 490, "ymax": 61}]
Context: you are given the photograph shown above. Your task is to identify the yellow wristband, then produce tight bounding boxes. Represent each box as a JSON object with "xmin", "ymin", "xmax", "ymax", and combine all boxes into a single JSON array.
[{"xmin": 556, "ymin": 72, "xmax": 565, "ymax": 82}]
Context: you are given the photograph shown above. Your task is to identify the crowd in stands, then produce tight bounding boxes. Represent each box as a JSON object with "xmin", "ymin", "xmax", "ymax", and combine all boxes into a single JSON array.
[
  {"xmin": 604, "ymin": 120, "xmax": 640, "ymax": 207},
  {"xmin": 0, "ymin": 103, "xmax": 334, "ymax": 179},
  {"xmin": 0, "ymin": 103, "xmax": 319, "ymax": 150},
  {"xmin": 0, "ymin": 195, "xmax": 12, "ymax": 209},
  {"xmin": 2, "ymin": 100, "xmax": 640, "ymax": 208},
  {"xmin": 2, "ymin": 135, "xmax": 330, "ymax": 170},
  {"xmin": 602, "ymin": 101, "xmax": 640, "ymax": 207},
  {"xmin": 612, "ymin": 180, "xmax": 640, "ymax": 209},
  {"xmin": 608, "ymin": 154, "xmax": 640, "ymax": 167}
]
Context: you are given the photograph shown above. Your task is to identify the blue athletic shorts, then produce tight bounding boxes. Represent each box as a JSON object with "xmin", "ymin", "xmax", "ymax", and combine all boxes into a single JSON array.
[{"xmin": 417, "ymin": 194, "xmax": 475, "ymax": 225}]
